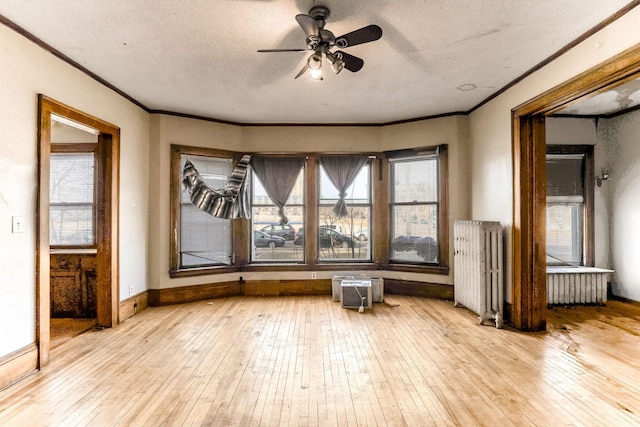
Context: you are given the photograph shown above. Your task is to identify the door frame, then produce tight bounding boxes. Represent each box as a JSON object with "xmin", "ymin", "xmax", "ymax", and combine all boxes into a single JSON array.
[
  {"xmin": 37, "ymin": 95, "xmax": 120, "ymax": 367},
  {"xmin": 511, "ymin": 43, "xmax": 640, "ymax": 331}
]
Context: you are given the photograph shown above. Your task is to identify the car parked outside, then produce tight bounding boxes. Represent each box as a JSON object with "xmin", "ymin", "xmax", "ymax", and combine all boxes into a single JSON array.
[
  {"xmin": 259, "ymin": 223, "xmax": 296, "ymax": 240},
  {"xmin": 353, "ymin": 228, "xmax": 368, "ymax": 241},
  {"xmin": 391, "ymin": 235, "xmax": 438, "ymax": 262},
  {"xmin": 294, "ymin": 226, "xmax": 355, "ymax": 248},
  {"xmin": 254, "ymin": 230, "xmax": 286, "ymax": 248}
]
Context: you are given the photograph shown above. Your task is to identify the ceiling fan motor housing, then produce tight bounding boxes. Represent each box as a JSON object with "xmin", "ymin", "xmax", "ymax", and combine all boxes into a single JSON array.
[{"xmin": 309, "ymin": 5, "xmax": 330, "ymax": 28}]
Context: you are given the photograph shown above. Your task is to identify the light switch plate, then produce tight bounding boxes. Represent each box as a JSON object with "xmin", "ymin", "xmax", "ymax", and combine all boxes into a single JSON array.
[{"xmin": 12, "ymin": 216, "xmax": 24, "ymax": 233}]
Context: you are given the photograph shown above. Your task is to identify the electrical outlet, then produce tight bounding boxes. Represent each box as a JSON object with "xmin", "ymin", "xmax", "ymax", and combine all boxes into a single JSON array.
[
  {"xmin": 311, "ymin": 272, "xmax": 317, "ymax": 279},
  {"xmin": 12, "ymin": 216, "xmax": 24, "ymax": 233},
  {"xmin": 129, "ymin": 285, "xmax": 134, "ymax": 296}
]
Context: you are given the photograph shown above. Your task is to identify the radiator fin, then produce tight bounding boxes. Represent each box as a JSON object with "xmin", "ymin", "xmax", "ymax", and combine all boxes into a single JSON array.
[
  {"xmin": 454, "ymin": 220, "xmax": 504, "ymax": 328},
  {"xmin": 546, "ymin": 268, "xmax": 612, "ymax": 305}
]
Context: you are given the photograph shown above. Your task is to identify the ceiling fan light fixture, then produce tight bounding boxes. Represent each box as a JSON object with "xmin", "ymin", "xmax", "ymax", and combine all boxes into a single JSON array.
[
  {"xmin": 307, "ymin": 53, "xmax": 322, "ymax": 70},
  {"xmin": 309, "ymin": 67, "xmax": 323, "ymax": 80},
  {"xmin": 326, "ymin": 52, "xmax": 344, "ymax": 74},
  {"xmin": 307, "ymin": 53, "xmax": 323, "ymax": 80}
]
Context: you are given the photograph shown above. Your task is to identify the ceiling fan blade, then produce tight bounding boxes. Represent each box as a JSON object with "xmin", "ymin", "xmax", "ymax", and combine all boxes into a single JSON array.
[
  {"xmin": 334, "ymin": 51, "xmax": 364, "ymax": 72},
  {"xmin": 335, "ymin": 25, "xmax": 383, "ymax": 49},
  {"xmin": 295, "ymin": 14, "xmax": 319, "ymax": 37},
  {"xmin": 257, "ymin": 48, "xmax": 307, "ymax": 53},
  {"xmin": 294, "ymin": 63, "xmax": 310, "ymax": 79}
]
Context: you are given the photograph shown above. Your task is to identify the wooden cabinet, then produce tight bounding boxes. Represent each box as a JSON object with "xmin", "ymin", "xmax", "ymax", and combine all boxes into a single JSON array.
[{"xmin": 50, "ymin": 253, "xmax": 97, "ymax": 318}]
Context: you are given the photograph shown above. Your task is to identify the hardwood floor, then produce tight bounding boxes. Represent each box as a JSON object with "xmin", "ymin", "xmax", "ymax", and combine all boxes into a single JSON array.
[
  {"xmin": 50, "ymin": 318, "xmax": 98, "ymax": 349},
  {"xmin": 1, "ymin": 295, "xmax": 639, "ymax": 426}
]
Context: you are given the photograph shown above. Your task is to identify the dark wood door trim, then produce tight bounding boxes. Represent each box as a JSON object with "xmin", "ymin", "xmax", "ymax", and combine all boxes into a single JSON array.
[
  {"xmin": 511, "ymin": 43, "xmax": 640, "ymax": 331},
  {"xmin": 37, "ymin": 95, "xmax": 120, "ymax": 367}
]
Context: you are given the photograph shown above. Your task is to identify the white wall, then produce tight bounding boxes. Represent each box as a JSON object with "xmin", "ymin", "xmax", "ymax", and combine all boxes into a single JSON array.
[
  {"xmin": 469, "ymin": 8, "xmax": 640, "ymax": 302},
  {"xmin": 148, "ymin": 114, "xmax": 471, "ymax": 290},
  {"xmin": 598, "ymin": 110, "xmax": 640, "ymax": 301},
  {"xmin": 0, "ymin": 24, "xmax": 150, "ymax": 358}
]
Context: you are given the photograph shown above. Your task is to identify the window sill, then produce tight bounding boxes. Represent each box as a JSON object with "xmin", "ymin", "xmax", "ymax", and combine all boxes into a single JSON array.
[
  {"xmin": 50, "ymin": 248, "xmax": 97, "ymax": 254},
  {"xmin": 170, "ymin": 262, "xmax": 449, "ymax": 278},
  {"xmin": 170, "ymin": 265, "xmax": 239, "ymax": 278},
  {"xmin": 241, "ymin": 262, "xmax": 379, "ymax": 272},
  {"xmin": 383, "ymin": 263, "xmax": 450, "ymax": 275}
]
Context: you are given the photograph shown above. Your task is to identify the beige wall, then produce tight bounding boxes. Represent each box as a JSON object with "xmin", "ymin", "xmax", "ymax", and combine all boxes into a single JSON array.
[
  {"xmin": 148, "ymin": 114, "xmax": 471, "ymax": 290},
  {"xmin": 0, "ymin": 24, "xmax": 151, "ymax": 358},
  {"xmin": 468, "ymin": 7, "xmax": 640, "ymax": 302}
]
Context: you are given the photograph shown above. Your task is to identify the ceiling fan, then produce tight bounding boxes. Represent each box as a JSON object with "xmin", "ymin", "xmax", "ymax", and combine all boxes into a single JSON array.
[{"xmin": 257, "ymin": 5, "xmax": 383, "ymax": 80}]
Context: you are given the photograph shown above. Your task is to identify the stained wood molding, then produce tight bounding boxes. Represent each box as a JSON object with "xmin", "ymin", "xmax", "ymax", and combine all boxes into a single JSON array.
[
  {"xmin": 384, "ymin": 279, "xmax": 454, "ymax": 301},
  {"xmin": 119, "ymin": 292, "xmax": 149, "ymax": 321},
  {"xmin": 149, "ymin": 278, "xmax": 454, "ymax": 306},
  {"xmin": 0, "ymin": 344, "xmax": 38, "ymax": 391}
]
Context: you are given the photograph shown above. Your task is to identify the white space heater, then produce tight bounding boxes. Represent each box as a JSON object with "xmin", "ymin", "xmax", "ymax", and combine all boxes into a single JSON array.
[
  {"xmin": 454, "ymin": 220, "xmax": 504, "ymax": 328},
  {"xmin": 332, "ymin": 276, "xmax": 384, "ymax": 303},
  {"xmin": 340, "ymin": 280, "xmax": 373, "ymax": 312}
]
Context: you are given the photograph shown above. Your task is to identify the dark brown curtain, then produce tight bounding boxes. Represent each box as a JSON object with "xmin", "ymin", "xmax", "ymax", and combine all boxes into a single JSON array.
[
  {"xmin": 319, "ymin": 155, "xmax": 368, "ymax": 218},
  {"xmin": 251, "ymin": 156, "xmax": 305, "ymax": 224}
]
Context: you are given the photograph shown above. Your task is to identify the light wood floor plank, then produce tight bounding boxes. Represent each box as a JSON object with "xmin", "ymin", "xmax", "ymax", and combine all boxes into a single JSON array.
[{"xmin": 2, "ymin": 296, "xmax": 640, "ymax": 426}]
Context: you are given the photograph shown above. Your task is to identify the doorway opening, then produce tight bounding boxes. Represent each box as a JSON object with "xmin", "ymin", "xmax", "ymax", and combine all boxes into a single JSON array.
[
  {"xmin": 37, "ymin": 96, "xmax": 120, "ymax": 366},
  {"xmin": 511, "ymin": 44, "xmax": 640, "ymax": 331}
]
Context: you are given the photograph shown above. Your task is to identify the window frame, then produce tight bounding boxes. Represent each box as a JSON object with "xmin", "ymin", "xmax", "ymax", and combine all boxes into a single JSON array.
[
  {"xmin": 317, "ymin": 158, "xmax": 373, "ymax": 263},
  {"xmin": 546, "ymin": 144, "xmax": 594, "ymax": 267},
  {"xmin": 249, "ymin": 160, "xmax": 306, "ymax": 264},
  {"xmin": 50, "ymin": 143, "xmax": 98, "ymax": 249},
  {"xmin": 170, "ymin": 146, "xmax": 449, "ymax": 277},
  {"xmin": 170, "ymin": 144, "xmax": 244, "ymax": 277},
  {"xmin": 384, "ymin": 145, "xmax": 449, "ymax": 274}
]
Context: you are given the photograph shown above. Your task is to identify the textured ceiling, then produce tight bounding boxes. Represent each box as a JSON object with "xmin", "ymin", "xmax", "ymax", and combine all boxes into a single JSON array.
[
  {"xmin": 557, "ymin": 78, "xmax": 640, "ymax": 116},
  {"xmin": 0, "ymin": 1, "xmax": 634, "ymax": 124}
]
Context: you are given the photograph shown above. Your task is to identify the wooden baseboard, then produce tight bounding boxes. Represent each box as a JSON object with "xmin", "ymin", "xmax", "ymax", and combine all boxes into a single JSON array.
[
  {"xmin": 149, "ymin": 279, "xmax": 450, "ymax": 307},
  {"xmin": 148, "ymin": 280, "xmax": 333, "ymax": 306},
  {"xmin": 149, "ymin": 281, "xmax": 244, "ymax": 306},
  {"xmin": 119, "ymin": 291, "xmax": 149, "ymax": 322},
  {"xmin": 384, "ymin": 279, "xmax": 454, "ymax": 300},
  {"xmin": 0, "ymin": 343, "xmax": 38, "ymax": 391},
  {"xmin": 245, "ymin": 279, "xmax": 331, "ymax": 296}
]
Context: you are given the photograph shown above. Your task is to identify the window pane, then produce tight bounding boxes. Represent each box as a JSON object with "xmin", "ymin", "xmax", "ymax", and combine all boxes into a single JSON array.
[
  {"xmin": 50, "ymin": 154, "xmax": 94, "ymax": 203},
  {"xmin": 391, "ymin": 205, "xmax": 439, "ymax": 263},
  {"xmin": 318, "ymin": 206, "xmax": 370, "ymax": 261},
  {"xmin": 319, "ymin": 164, "xmax": 370, "ymax": 203},
  {"xmin": 180, "ymin": 155, "xmax": 232, "ymax": 267},
  {"xmin": 546, "ymin": 203, "xmax": 583, "ymax": 265},
  {"xmin": 318, "ymin": 163, "xmax": 371, "ymax": 262},
  {"xmin": 547, "ymin": 155, "xmax": 584, "ymax": 197},
  {"xmin": 50, "ymin": 153, "xmax": 94, "ymax": 245},
  {"xmin": 251, "ymin": 169, "xmax": 304, "ymax": 262},
  {"xmin": 392, "ymin": 157, "xmax": 437, "ymax": 203},
  {"xmin": 50, "ymin": 205, "xmax": 93, "ymax": 245}
]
